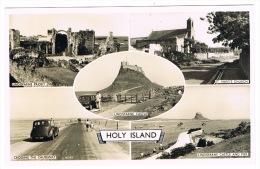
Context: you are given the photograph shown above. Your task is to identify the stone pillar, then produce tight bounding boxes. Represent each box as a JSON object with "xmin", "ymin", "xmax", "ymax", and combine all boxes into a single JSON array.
[
  {"xmin": 67, "ymin": 28, "xmax": 72, "ymax": 56},
  {"xmin": 51, "ymin": 29, "xmax": 56, "ymax": 55}
]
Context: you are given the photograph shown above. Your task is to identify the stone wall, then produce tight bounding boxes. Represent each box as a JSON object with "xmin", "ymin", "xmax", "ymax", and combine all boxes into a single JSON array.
[
  {"xmin": 239, "ymin": 50, "xmax": 250, "ymax": 79},
  {"xmin": 194, "ymin": 52, "xmax": 236, "ymax": 60},
  {"xmin": 10, "ymin": 60, "xmax": 62, "ymax": 87},
  {"xmin": 136, "ymin": 38, "xmax": 186, "ymax": 55}
]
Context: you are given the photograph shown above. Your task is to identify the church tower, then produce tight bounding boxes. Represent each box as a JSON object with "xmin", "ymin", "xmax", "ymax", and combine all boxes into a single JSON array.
[{"xmin": 187, "ymin": 18, "xmax": 195, "ymax": 40}]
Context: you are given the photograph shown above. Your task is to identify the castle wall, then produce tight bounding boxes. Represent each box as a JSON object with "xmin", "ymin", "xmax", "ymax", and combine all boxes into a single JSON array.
[{"xmin": 121, "ymin": 61, "xmax": 144, "ymax": 74}]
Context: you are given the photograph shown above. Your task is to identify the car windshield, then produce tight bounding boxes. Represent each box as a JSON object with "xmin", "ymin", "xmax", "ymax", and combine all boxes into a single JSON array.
[
  {"xmin": 80, "ymin": 96, "xmax": 90, "ymax": 101},
  {"xmin": 34, "ymin": 121, "xmax": 49, "ymax": 126}
]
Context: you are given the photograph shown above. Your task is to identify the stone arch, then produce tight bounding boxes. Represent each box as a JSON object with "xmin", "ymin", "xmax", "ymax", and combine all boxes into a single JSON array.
[
  {"xmin": 51, "ymin": 29, "xmax": 70, "ymax": 55},
  {"xmin": 54, "ymin": 30, "xmax": 68, "ymax": 55}
]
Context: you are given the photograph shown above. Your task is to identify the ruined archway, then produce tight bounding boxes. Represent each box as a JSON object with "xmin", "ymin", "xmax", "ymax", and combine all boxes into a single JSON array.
[
  {"xmin": 50, "ymin": 28, "xmax": 95, "ymax": 56},
  {"xmin": 55, "ymin": 30, "xmax": 68, "ymax": 55}
]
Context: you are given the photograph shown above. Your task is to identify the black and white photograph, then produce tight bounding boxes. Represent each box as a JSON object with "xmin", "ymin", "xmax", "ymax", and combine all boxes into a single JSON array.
[
  {"xmin": 130, "ymin": 12, "xmax": 250, "ymax": 85},
  {"xmin": 1, "ymin": 3, "xmax": 258, "ymax": 169},
  {"xmin": 9, "ymin": 88, "xmax": 130, "ymax": 160},
  {"xmin": 74, "ymin": 51, "xmax": 185, "ymax": 121},
  {"xmin": 9, "ymin": 12, "xmax": 129, "ymax": 87},
  {"xmin": 131, "ymin": 85, "xmax": 250, "ymax": 160}
]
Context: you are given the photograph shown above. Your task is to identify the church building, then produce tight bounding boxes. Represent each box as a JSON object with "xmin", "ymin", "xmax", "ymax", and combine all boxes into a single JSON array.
[{"xmin": 135, "ymin": 18, "xmax": 195, "ymax": 55}]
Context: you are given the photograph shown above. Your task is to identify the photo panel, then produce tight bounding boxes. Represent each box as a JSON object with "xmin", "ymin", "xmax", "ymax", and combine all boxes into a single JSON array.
[
  {"xmin": 9, "ymin": 88, "xmax": 130, "ymax": 161},
  {"xmin": 131, "ymin": 85, "xmax": 250, "ymax": 160},
  {"xmin": 9, "ymin": 10, "xmax": 129, "ymax": 87},
  {"xmin": 130, "ymin": 11, "xmax": 250, "ymax": 85}
]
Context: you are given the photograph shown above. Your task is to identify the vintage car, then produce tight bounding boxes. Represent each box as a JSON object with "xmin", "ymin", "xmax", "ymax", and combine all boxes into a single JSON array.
[
  {"xmin": 30, "ymin": 119, "xmax": 59, "ymax": 141},
  {"xmin": 78, "ymin": 95, "xmax": 96, "ymax": 110}
]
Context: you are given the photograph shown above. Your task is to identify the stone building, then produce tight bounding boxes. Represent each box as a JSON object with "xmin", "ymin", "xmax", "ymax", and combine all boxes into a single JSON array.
[{"xmin": 135, "ymin": 18, "xmax": 195, "ymax": 55}]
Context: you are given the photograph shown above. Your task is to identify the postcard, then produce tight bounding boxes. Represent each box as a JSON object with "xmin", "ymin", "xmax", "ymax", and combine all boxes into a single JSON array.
[{"xmin": 2, "ymin": 4, "xmax": 258, "ymax": 169}]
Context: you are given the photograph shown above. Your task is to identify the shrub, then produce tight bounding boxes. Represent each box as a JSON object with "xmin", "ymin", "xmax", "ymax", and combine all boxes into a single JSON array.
[
  {"xmin": 159, "ymin": 143, "xmax": 196, "ymax": 159},
  {"xmin": 207, "ymin": 141, "xmax": 215, "ymax": 146},
  {"xmin": 187, "ymin": 128, "xmax": 202, "ymax": 134},
  {"xmin": 159, "ymin": 152, "xmax": 171, "ymax": 159},
  {"xmin": 214, "ymin": 121, "xmax": 250, "ymax": 139},
  {"xmin": 197, "ymin": 138, "xmax": 207, "ymax": 147}
]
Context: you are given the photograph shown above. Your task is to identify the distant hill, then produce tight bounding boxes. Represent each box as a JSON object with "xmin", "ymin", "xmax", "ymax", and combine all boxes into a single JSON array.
[
  {"xmin": 101, "ymin": 65, "xmax": 162, "ymax": 94},
  {"xmin": 192, "ymin": 112, "xmax": 209, "ymax": 120}
]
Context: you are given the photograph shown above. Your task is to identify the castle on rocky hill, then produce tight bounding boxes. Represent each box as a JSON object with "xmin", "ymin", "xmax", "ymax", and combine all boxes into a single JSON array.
[{"xmin": 120, "ymin": 61, "xmax": 144, "ymax": 74}]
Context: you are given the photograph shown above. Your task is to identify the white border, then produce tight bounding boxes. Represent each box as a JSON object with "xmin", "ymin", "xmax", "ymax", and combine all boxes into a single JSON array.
[{"xmin": 1, "ymin": 1, "xmax": 259, "ymax": 169}]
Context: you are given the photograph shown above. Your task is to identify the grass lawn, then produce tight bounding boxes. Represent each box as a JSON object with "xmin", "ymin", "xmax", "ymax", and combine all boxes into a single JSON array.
[
  {"xmin": 180, "ymin": 133, "xmax": 250, "ymax": 159},
  {"xmin": 36, "ymin": 66, "xmax": 78, "ymax": 86}
]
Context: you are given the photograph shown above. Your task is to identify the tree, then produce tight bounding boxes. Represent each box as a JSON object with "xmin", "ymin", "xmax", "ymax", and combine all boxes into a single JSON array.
[
  {"xmin": 190, "ymin": 41, "xmax": 209, "ymax": 53},
  {"xmin": 206, "ymin": 12, "xmax": 249, "ymax": 50}
]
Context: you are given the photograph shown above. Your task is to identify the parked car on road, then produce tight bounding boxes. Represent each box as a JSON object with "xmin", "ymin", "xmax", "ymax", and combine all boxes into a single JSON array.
[
  {"xmin": 30, "ymin": 119, "xmax": 59, "ymax": 141},
  {"xmin": 78, "ymin": 95, "xmax": 96, "ymax": 110}
]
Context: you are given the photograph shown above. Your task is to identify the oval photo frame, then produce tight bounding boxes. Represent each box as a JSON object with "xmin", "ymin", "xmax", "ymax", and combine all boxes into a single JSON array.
[{"xmin": 74, "ymin": 51, "xmax": 185, "ymax": 121}]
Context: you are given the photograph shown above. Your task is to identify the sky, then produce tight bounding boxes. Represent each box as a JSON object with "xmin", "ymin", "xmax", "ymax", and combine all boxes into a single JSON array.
[
  {"xmin": 10, "ymin": 87, "xmax": 100, "ymax": 119},
  {"xmin": 9, "ymin": 13, "xmax": 129, "ymax": 37},
  {"xmin": 9, "ymin": 10, "xmax": 221, "ymax": 47},
  {"xmin": 74, "ymin": 51, "xmax": 185, "ymax": 92},
  {"xmin": 158, "ymin": 85, "xmax": 250, "ymax": 120}
]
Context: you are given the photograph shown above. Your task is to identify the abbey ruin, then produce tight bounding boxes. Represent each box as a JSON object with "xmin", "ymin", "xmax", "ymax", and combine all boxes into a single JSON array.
[{"xmin": 9, "ymin": 28, "xmax": 95, "ymax": 56}]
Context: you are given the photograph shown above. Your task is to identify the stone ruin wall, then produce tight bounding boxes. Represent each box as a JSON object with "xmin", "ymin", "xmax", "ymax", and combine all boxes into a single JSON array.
[
  {"xmin": 69, "ymin": 30, "xmax": 95, "ymax": 56},
  {"xmin": 48, "ymin": 28, "xmax": 96, "ymax": 56}
]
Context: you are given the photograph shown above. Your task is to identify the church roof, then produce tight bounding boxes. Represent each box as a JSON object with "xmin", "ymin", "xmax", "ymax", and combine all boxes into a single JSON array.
[{"xmin": 146, "ymin": 28, "xmax": 188, "ymax": 40}]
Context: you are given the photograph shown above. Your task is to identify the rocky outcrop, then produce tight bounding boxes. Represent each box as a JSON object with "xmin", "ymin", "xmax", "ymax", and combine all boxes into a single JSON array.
[{"xmin": 192, "ymin": 112, "xmax": 209, "ymax": 120}]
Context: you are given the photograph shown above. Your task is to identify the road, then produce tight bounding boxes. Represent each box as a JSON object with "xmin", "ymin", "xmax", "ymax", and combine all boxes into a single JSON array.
[
  {"xmin": 114, "ymin": 85, "xmax": 144, "ymax": 96},
  {"xmin": 181, "ymin": 63, "xmax": 224, "ymax": 84},
  {"xmin": 11, "ymin": 123, "xmax": 129, "ymax": 160},
  {"xmin": 96, "ymin": 85, "xmax": 144, "ymax": 119}
]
